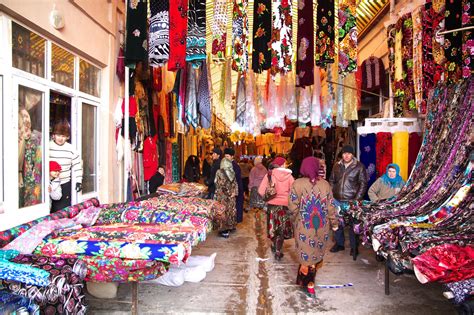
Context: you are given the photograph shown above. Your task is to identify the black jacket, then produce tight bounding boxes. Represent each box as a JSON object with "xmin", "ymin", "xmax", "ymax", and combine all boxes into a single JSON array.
[
  {"xmin": 329, "ymin": 159, "xmax": 368, "ymax": 201},
  {"xmin": 206, "ymin": 158, "xmax": 221, "ymax": 193}
]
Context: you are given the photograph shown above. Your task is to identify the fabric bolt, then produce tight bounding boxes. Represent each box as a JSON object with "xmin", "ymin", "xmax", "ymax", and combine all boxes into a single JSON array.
[
  {"xmin": 338, "ymin": 0, "xmax": 357, "ymax": 75},
  {"xmin": 376, "ymin": 132, "xmax": 392, "ymax": 178},
  {"xmin": 315, "ymin": 0, "xmax": 335, "ymax": 66},
  {"xmin": 0, "ymin": 290, "xmax": 40, "ymax": 315},
  {"xmin": 149, "ymin": 0, "xmax": 169, "ymax": 67},
  {"xmin": 270, "ymin": 0, "xmax": 293, "ymax": 76},
  {"xmin": 445, "ymin": 279, "xmax": 474, "ymax": 304},
  {"xmin": 124, "ymin": 0, "xmax": 148, "ymax": 65},
  {"xmin": 335, "ymin": 76, "xmax": 348, "ymax": 127},
  {"xmin": 172, "ymin": 143, "xmax": 180, "ymax": 182},
  {"xmin": 296, "ymin": 0, "xmax": 314, "ymax": 87},
  {"xmin": 0, "ymin": 260, "xmax": 51, "ymax": 287},
  {"xmin": 0, "ymin": 249, "xmax": 20, "ymax": 261},
  {"xmin": 392, "ymin": 131, "xmax": 409, "ymax": 181},
  {"xmin": 186, "ymin": 0, "xmax": 206, "ymax": 64},
  {"xmin": 232, "ymin": 0, "xmax": 249, "ymax": 73},
  {"xmin": 359, "ymin": 133, "xmax": 377, "ymax": 193},
  {"xmin": 252, "ymin": 0, "xmax": 272, "ymax": 73},
  {"xmin": 462, "ymin": 0, "xmax": 473, "ymax": 78},
  {"xmin": 168, "ymin": 0, "xmax": 188, "ymax": 71},
  {"xmin": 165, "ymin": 141, "xmax": 173, "ymax": 184},
  {"xmin": 198, "ymin": 60, "xmax": 212, "ymax": 129},
  {"xmin": 444, "ymin": 0, "xmax": 462, "ymax": 82},
  {"xmin": 408, "ymin": 132, "xmax": 422, "ymax": 177},
  {"xmin": 342, "ymin": 73, "xmax": 358, "ymax": 121},
  {"xmin": 185, "ymin": 63, "xmax": 198, "ymax": 128},
  {"xmin": 211, "ymin": 0, "xmax": 228, "ymax": 62}
]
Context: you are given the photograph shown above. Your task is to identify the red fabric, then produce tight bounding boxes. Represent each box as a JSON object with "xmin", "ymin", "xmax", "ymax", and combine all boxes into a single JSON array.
[
  {"xmin": 356, "ymin": 66, "xmax": 363, "ymax": 110},
  {"xmin": 168, "ymin": 0, "xmax": 188, "ymax": 71},
  {"xmin": 121, "ymin": 96, "xmax": 138, "ymax": 116},
  {"xmin": 153, "ymin": 67, "xmax": 162, "ymax": 92},
  {"xmin": 408, "ymin": 132, "xmax": 422, "ymax": 176},
  {"xmin": 143, "ymin": 136, "xmax": 159, "ymax": 181},
  {"xmin": 375, "ymin": 132, "xmax": 392, "ymax": 177},
  {"xmin": 412, "ymin": 244, "xmax": 474, "ymax": 283}
]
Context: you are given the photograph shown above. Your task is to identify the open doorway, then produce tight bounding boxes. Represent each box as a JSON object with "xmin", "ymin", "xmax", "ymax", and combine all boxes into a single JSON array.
[{"xmin": 49, "ymin": 91, "xmax": 71, "ymax": 141}]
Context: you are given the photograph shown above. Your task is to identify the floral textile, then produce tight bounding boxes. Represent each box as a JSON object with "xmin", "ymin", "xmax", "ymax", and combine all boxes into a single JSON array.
[
  {"xmin": 315, "ymin": 0, "xmax": 335, "ymax": 66},
  {"xmin": 232, "ymin": 0, "xmax": 249, "ymax": 73},
  {"xmin": 270, "ymin": 0, "xmax": 293, "ymax": 76},
  {"xmin": 252, "ymin": 0, "xmax": 272, "ymax": 73},
  {"xmin": 338, "ymin": 0, "xmax": 357, "ymax": 75}
]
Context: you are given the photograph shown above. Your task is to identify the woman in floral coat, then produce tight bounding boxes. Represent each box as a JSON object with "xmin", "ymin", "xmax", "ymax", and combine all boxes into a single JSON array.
[
  {"xmin": 214, "ymin": 158, "xmax": 238, "ymax": 238},
  {"xmin": 288, "ymin": 157, "xmax": 338, "ymax": 298}
]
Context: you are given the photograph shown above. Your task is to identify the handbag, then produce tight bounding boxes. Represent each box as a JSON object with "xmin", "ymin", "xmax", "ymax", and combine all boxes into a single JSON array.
[{"xmin": 263, "ymin": 175, "xmax": 277, "ymax": 202}]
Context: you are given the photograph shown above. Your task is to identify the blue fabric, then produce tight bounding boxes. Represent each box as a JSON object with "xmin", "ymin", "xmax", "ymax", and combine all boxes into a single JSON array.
[
  {"xmin": 359, "ymin": 133, "xmax": 377, "ymax": 193},
  {"xmin": 0, "ymin": 290, "xmax": 40, "ymax": 314},
  {"xmin": 381, "ymin": 163, "xmax": 405, "ymax": 188},
  {"xmin": 0, "ymin": 260, "xmax": 50, "ymax": 287},
  {"xmin": 0, "ymin": 249, "xmax": 20, "ymax": 261}
]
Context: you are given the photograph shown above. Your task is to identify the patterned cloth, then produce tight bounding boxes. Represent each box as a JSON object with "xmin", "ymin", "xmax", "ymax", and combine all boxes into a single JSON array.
[
  {"xmin": 124, "ymin": 0, "xmax": 148, "ymax": 65},
  {"xmin": 376, "ymin": 132, "xmax": 392, "ymax": 178},
  {"xmin": 186, "ymin": 0, "xmax": 206, "ymax": 64},
  {"xmin": 168, "ymin": 0, "xmax": 188, "ymax": 71},
  {"xmin": 359, "ymin": 133, "xmax": 377, "ymax": 195},
  {"xmin": 249, "ymin": 187, "xmax": 265, "ymax": 209},
  {"xmin": 252, "ymin": 0, "xmax": 272, "ymax": 73},
  {"xmin": 338, "ymin": 0, "xmax": 357, "ymax": 76},
  {"xmin": 315, "ymin": 0, "xmax": 335, "ymax": 66},
  {"xmin": 266, "ymin": 205, "xmax": 293, "ymax": 240},
  {"xmin": 421, "ymin": 3, "xmax": 435, "ymax": 115},
  {"xmin": 444, "ymin": 278, "xmax": 474, "ymax": 304},
  {"xmin": 270, "ymin": 0, "xmax": 293, "ymax": 76},
  {"xmin": 408, "ymin": 132, "xmax": 422, "ymax": 178},
  {"xmin": 214, "ymin": 167, "xmax": 239, "ymax": 231},
  {"xmin": 198, "ymin": 61, "xmax": 212, "ymax": 129},
  {"xmin": 462, "ymin": 0, "xmax": 473, "ymax": 78},
  {"xmin": 211, "ymin": 0, "xmax": 228, "ymax": 62},
  {"xmin": 0, "ymin": 290, "xmax": 40, "ymax": 315},
  {"xmin": 412, "ymin": 6, "xmax": 423, "ymax": 112},
  {"xmin": 149, "ymin": 0, "xmax": 169, "ymax": 67},
  {"xmin": 296, "ymin": 0, "xmax": 314, "ymax": 87},
  {"xmin": 235, "ymin": 75, "xmax": 246, "ymax": 127},
  {"xmin": 0, "ymin": 260, "xmax": 50, "ymax": 287},
  {"xmin": 444, "ymin": 0, "xmax": 462, "ymax": 82},
  {"xmin": 185, "ymin": 63, "xmax": 199, "ymax": 128},
  {"xmin": 232, "ymin": 0, "xmax": 249, "ymax": 73}
]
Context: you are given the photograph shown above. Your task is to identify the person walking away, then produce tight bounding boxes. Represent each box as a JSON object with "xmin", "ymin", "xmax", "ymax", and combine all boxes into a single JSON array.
[
  {"xmin": 288, "ymin": 157, "xmax": 338, "ymax": 298},
  {"xmin": 368, "ymin": 163, "xmax": 405, "ymax": 201},
  {"xmin": 328, "ymin": 145, "xmax": 368, "ymax": 260},
  {"xmin": 48, "ymin": 161, "xmax": 62, "ymax": 208},
  {"xmin": 49, "ymin": 121, "xmax": 83, "ymax": 212},
  {"xmin": 249, "ymin": 156, "xmax": 267, "ymax": 211},
  {"xmin": 258, "ymin": 157, "xmax": 294, "ymax": 261},
  {"xmin": 224, "ymin": 148, "xmax": 244, "ymax": 224},
  {"xmin": 214, "ymin": 158, "xmax": 239, "ymax": 238},
  {"xmin": 206, "ymin": 148, "xmax": 222, "ymax": 199},
  {"xmin": 239, "ymin": 158, "xmax": 252, "ymax": 200}
]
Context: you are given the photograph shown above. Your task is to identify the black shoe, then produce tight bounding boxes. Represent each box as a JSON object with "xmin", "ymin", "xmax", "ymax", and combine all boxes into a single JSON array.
[
  {"xmin": 330, "ymin": 245, "xmax": 345, "ymax": 253},
  {"xmin": 350, "ymin": 248, "xmax": 359, "ymax": 260},
  {"xmin": 219, "ymin": 231, "xmax": 230, "ymax": 238}
]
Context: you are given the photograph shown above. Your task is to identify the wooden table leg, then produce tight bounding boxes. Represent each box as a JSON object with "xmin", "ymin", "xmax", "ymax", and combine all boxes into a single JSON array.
[
  {"xmin": 385, "ymin": 260, "xmax": 390, "ymax": 295},
  {"xmin": 131, "ymin": 281, "xmax": 138, "ymax": 315}
]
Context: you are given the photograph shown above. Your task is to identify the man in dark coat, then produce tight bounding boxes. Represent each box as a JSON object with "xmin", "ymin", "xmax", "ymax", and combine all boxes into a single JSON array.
[
  {"xmin": 329, "ymin": 145, "xmax": 368, "ymax": 259},
  {"xmin": 224, "ymin": 147, "xmax": 244, "ymax": 224},
  {"xmin": 206, "ymin": 147, "xmax": 222, "ymax": 199}
]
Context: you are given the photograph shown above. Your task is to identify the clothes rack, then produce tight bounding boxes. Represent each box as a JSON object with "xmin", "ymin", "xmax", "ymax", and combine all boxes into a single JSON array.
[
  {"xmin": 437, "ymin": 25, "xmax": 474, "ymax": 36},
  {"xmin": 326, "ymin": 80, "xmax": 390, "ymax": 100}
]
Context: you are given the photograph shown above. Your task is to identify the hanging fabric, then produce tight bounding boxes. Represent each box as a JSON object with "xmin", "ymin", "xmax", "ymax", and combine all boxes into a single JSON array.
[
  {"xmin": 282, "ymin": 71, "xmax": 297, "ymax": 120},
  {"xmin": 168, "ymin": 0, "xmax": 188, "ymax": 71},
  {"xmin": 179, "ymin": 67, "xmax": 188, "ymax": 126},
  {"xmin": 149, "ymin": 0, "xmax": 169, "ymax": 67},
  {"xmin": 235, "ymin": 74, "xmax": 246, "ymax": 127},
  {"xmin": 359, "ymin": 133, "xmax": 377, "ymax": 192},
  {"xmin": 296, "ymin": 0, "xmax": 314, "ymax": 87},
  {"xmin": 211, "ymin": 0, "xmax": 228, "ymax": 63},
  {"xmin": 223, "ymin": 59, "xmax": 233, "ymax": 123},
  {"xmin": 315, "ymin": 0, "xmax": 335, "ymax": 66},
  {"xmin": 338, "ymin": 0, "xmax": 357, "ymax": 76},
  {"xmin": 335, "ymin": 76, "xmax": 347, "ymax": 127},
  {"xmin": 408, "ymin": 132, "xmax": 422, "ymax": 177},
  {"xmin": 125, "ymin": 0, "xmax": 148, "ymax": 65},
  {"xmin": 432, "ymin": 0, "xmax": 446, "ymax": 74},
  {"xmin": 185, "ymin": 63, "xmax": 198, "ymax": 128},
  {"xmin": 392, "ymin": 131, "xmax": 409, "ymax": 181},
  {"xmin": 297, "ymin": 87, "xmax": 311, "ymax": 124},
  {"xmin": 421, "ymin": 3, "xmax": 435, "ymax": 115},
  {"xmin": 444, "ymin": 0, "xmax": 462, "ymax": 82},
  {"xmin": 462, "ymin": 0, "xmax": 473, "ymax": 79},
  {"xmin": 270, "ymin": 0, "xmax": 293, "ymax": 76},
  {"xmin": 412, "ymin": 6, "xmax": 423, "ymax": 112},
  {"xmin": 342, "ymin": 73, "xmax": 358, "ymax": 121},
  {"xmin": 401, "ymin": 13, "xmax": 415, "ymax": 112},
  {"xmin": 245, "ymin": 70, "xmax": 260, "ymax": 135},
  {"xmin": 251, "ymin": 0, "xmax": 272, "ymax": 73},
  {"xmin": 198, "ymin": 60, "xmax": 211, "ymax": 129},
  {"xmin": 186, "ymin": 0, "xmax": 206, "ymax": 64},
  {"xmin": 361, "ymin": 57, "xmax": 385, "ymax": 92},
  {"xmin": 320, "ymin": 66, "xmax": 334, "ymax": 129},
  {"xmin": 311, "ymin": 66, "xmax": 322, "ymax": 126},
  {"xmin": 387, "ymin": 23, "xmax": 396, "ymax": 96},
  {"xmin": 232, "ymin": 0, "xmax": 249, "ymax": 73},
  {"xmin": 376, "ymin": 132, "xmax": 392, "ymax": 177}
]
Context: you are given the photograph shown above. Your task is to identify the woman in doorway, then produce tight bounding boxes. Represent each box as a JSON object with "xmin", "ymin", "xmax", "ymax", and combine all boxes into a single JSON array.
[
  {"xmin": 214, "ymin": 158, "xmax": 239, "ymax": 238},
  {"xmin": 258, "ymin": 157, "xmax": 294, "ymax": 261},
  {"xmin": 288, "ymin": 157, "xmax": 338, "ymax": 298},
  {"xmin": 368, "ymin": 163, "xmax": 405, "ymax": 201}
]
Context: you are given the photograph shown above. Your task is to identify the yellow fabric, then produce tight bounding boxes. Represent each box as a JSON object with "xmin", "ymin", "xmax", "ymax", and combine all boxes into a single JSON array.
[
  {"xmin": 342, "ymin": 73, "xmax": 358, "ymax": 121},
  {"xmin": 392, "ymin": 131, "xmax": 409, "ymax": 180},
  {"xmin": 394, "ymin": 29, "xmax": 403, "ymax": 82}
]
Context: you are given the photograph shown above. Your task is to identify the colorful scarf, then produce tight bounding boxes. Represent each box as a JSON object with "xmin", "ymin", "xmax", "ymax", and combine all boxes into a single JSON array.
[
  {"xmin": 220, "ymin": 158, "xmax": 236, "ymax": 182},
  {"xmin": 149, "ymin": 0, "xmax": 169, "ymax": 67},
  {"xmin": 381, "ymin": 163, "xmax": 405, "ymax": 189},
  {"xmin": 198, "ymin": 60, "xmax": 212, "ymax": 129},
  {"xmin": 232, "ymin": 0, "xmax": 249, "ymax": 73},
  {"xmin": 315, "ymin": 0, "xmax": 335, "ymax": 66},
  {"xmin": 270, "ymin": 0, "xmax": 293, "ymax": 76},
  {"xmin": 0, "ymin": 290, "xmax": 39, "ymax": 314},
  {"xmin": 168, "ymin": 0, "xmax": 188, "ymax": 71},
  {"xmin": 338, "ymin": 0, "xmax": 357, "ymax": 75},
  {"xmin": 296, "ymin": 0, "xmax": 314, "ymax": 87},
  {"xmin": 186, "ymin": 0, "xmax": 206, "ymax": 64},
  {"xmin": 462, "ymin": 0, "xmax": 473, "ymax": 79},
  {"xmin": 252, "ymin": 0, "xmax": 272, "ymax": 73},
  {"xmin": 300, "ymin": 156, "xmax": 321, "ymax": 183},
  {"xmin": 211, "ymin": 0, "xmax": 228, "ymax": 62},
  {"xmin": 124, "ymin": 0, "xmax": 148, "ymax": 65},
  {"xmin": 0, "ymin": 260, "xmax": 50, "ymax": 287},
  {"xmin": 235, "ymin": 75, "xmax": 246, "ymax": 126},
  {"xmin": 185, "ymin": 63, "xmax": 198, "ymax": 128}
]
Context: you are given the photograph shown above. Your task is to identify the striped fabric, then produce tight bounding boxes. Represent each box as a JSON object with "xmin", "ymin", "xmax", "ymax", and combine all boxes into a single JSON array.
[{"xmin": 49, "ymin": 141, "xmax": 83, "ymax": 184}]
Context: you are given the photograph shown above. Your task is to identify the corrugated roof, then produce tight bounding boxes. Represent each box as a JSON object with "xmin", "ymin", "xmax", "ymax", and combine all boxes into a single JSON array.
[{"xmin": 356, "ymin": 0, "xmax": 389, "ymax": 37}]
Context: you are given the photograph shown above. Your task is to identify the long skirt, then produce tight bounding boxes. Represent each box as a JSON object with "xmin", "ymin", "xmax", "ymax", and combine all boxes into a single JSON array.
[
  {"xmin": 249, "ymin": 187, "xmax": 265, "ymax": 209},
  {"xmin": 267, "ymin": 205, "xmax": 293, "ymax": 240}
]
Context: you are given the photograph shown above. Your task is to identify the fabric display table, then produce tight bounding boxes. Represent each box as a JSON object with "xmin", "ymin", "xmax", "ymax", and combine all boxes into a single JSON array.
[{"xmin": 348, "ymin": 78, "xmax": 473, "ymax": 303}]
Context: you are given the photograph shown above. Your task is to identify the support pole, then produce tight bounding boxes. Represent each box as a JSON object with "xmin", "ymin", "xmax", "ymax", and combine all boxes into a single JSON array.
[
  {"xmin": 385, "ymin": 260, "xmax": 390, "ymax": 295},
  {"xmin": 124, "ymin": 67, "xmax": 129, "ymax": 202},
  {"xmin": 131, "ymin": 281, "xmax": 138, "ymax": 315}
]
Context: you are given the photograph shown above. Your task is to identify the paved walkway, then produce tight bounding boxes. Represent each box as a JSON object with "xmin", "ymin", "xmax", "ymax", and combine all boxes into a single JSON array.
[{"xmin": 87, "ymin": 209, "xmax": 456, "ymax": 314}]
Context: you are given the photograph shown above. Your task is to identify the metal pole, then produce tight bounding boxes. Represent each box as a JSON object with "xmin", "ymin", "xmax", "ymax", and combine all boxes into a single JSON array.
[{"xmin": 124, "ymin": 67, "xmax": 129, "ymax": 202}]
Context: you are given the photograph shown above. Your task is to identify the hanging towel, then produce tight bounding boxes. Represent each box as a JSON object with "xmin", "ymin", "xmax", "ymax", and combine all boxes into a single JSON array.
[
  {"xmin": 185, "ymin": 63, "xmax": 198, "ymax": 128},
  {"xmin": 149, "ymin": 0, "xmax": 170, "ymax": 67},
  {"xmin": 198, "ymin": 60, "xmax": 212, "ymax": 129},
  {"xmin": 232, "ymin": 0, "xmax": 249, "ymax": 73},
  {"xmin": 338, "ymin": 0, "xmax": 357, "ymax": 75},
  {"xmin": 315, "ymin": 0, "xmax": 335, "ymax": 66},
  {"xmin": 359, "ymin": 133, "xmax": 377, "ymax": 192},
  {"xmin": 408, "ymin": 132, "xmax": 422, "ymax": 177},
  {"xmin": 186, "ymin": 0, "xmax": 206, "ymax": 64},
  {"xmin": 392, "ymin": 131, "xmax": 409, "ymax": 180},
  {"xmin": 168, "ymin": 0, "xmax": 188, "ymax": 71},
  {"xmin": 125, "ymin": 0, "xmax": 148, "ymax": 65},
  {"xmin": 270, "ymin": 0, "xmax": 293, "ymax": 76},
  {"xmin": 376, "ymin": 132, "xmax": 392, "ymax": 178},
  {"xmin": 211, "ymin": 0, "xmax": 228, "ymax": 62},
  {"xmin": 252, "ymin": 0, "xmax": 272, "ymax": 73},
  {"xmin": 296, "ymin": 0, "xmax": 314, "ymax": 87}
]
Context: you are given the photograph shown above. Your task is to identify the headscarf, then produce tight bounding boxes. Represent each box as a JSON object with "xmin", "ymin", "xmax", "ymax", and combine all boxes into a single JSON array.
[
  {"xmin": 272, "ymin": 156, "xmax": 286, "ymax": 167},
  {"xmin": 300, "ymin": 156, "xmax": 320, "ymax": 184},
  {"xmin": 219, "ymin": 158, "xmax": 235, "ymax": 181},
  {"xmin": 254, "ymin": 156, "xmax": 263, "ymax": 165},
  {"xmin": 381, "ymin": 163, "xmax": 405, "ymax": 188}
]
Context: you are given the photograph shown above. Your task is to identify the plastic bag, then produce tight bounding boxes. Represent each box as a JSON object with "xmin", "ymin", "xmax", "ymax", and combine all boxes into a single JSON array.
[
  {"xmin": 185, "ymin": 253, "xmax": 217, "ymax": 272},
  {"xmin": 146, "ymin": 267, "xmax": 185, "ymax": 287}
]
